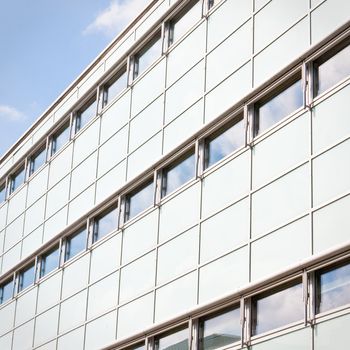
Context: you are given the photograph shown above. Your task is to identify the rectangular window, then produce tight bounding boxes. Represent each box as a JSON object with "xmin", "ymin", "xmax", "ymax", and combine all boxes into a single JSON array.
[
  {"xmin": 316, "ymin": 261, "xmax": 350, "ymax": 314},
  {"xmin": 0, "ymin": 182, "xmax": 6, "ymax": 203},
  {"xmin": 0, "ymin": 278, "xmax": 13, "ymax": 304},
  {"xmin": 134, "ymin": 34, "xmax": 162, "ymax": 79},
  {"xmin": 29, "ymin": 145, "xmax": 46, "ymax": 177},
  {"xmin": 93, "ymin": 205, "xmax": 119, "ymax": 243},
  {"xmin": 254, "ymin": 78, "xmax": 303, "ymax": 136},
  {"xmin": 123, "ymin": 343, "xmax": 146, "ymax": 350},
  {"xmin": 125, "ymin": 180, "xmax": 154, "ymax": 222},
  {"xmin": 204, "ymin": 117, "xmax": 244, "ymax": 169},
  {"xmin": 155, "ymin": 325, "xmax": 189, "ymax": 350},
  {"xmin": 314, "ymin": 41, "xmax": 350, "ymax": 96},
  {"xmin": 65, "ymin": 227, "xmax": 86, "ymax": 262},
  {"xmin": 251, "ymin": 280, "xmax": 303, "ymax": 336},
  {"xmin": 168, "ymin": 1, "xmax": 202, "ymax": 46},
  {"xmin": 51, "ymin": 122, "xmax": 70, "ymax": 156},
  {"xmin": 40, "ymin": 246, "xmax": 60, "ymax": 278},
  {"xmin": 9, "ymin": 165, "xmax": 26, "ymax": 195},
  {"xmin": 199, "ymin": 306, "xmax": 241, "ymax": 350},
  {"xmin": 208, "ymin": 0, "xmax": 221, "ymax": 9},
  {"xmin": 75, "ymin": 98, "xmax": 97, "ymax": 133},
  {"xmin": 18, "ymin": 263, "xmax": 35, "ymax": 292},
  {"xmin": 103, "ymin": 68, "xmax": 128, "ymax": 107},
  {"xmin": 161, "ymin": 150, "xmax": 196, "ymax": 198}
]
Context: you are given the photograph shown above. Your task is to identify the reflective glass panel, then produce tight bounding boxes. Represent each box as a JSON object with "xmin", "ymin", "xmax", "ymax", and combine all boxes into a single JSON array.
[
  {"xmin": 93, "ymin": 206, "xmax": 119, "ymax": 242},
  {"xmin": 205, "ymin": 118, "xmax": 244, "ymax": 169},
  {"xmin": 51, "ymin": 122, "xmax": 70, "ymax": 155},
  {"xmin": 134, "ymin": 34, "xmax": 162, "ymax": 78},
  {"xmin": 155, "ymin": 326, "xmax": 189, "ymax": 350},
  {"xmin": 18, "ymin": 263, "xmax": 35, "ymax": 292},
  {"xmin": 254, "ymin": 79, "xmax": 303, "ymax": 136},
  {"xmin": 75, "ymin": 99, "xmax": 97, "ymax": 132},
  {"xmin": 169, "ymin": 1, "xmax": 202, "ymax": 46},
  {"xmin": 0, "ymin": 183, "xmax": 5, "ymax": 203},
  {"xmin": 316, "ymin": 43, "xmax": 350, "ymax": 96},
  {"xmin": 125, "ymin": 180, "xmax": 154, "ymax": 221},
  {"xmin": 65, "ymin": 227, "xmax": 86, "ymax": 261},
  {"xmin": 40, "ymin": 246, "xmax": 60, "ymax": 277},
  {"xmin": 199, "ymin": 307, "xmax": 241, "ymax": 350},
  {"xmin": 0, "ymin": 279, "xmax": 13, "ymax": 304},
  {"xmin": 29, "ymin": 146, "xmax": 46, "ymax": 176},
  {"xmin": 162, "ymin": 151, "xmax": 196, "ymax": 197},
  {"xmin": 124, "ymin": 342, "xmax": 146, "ymax": 350},
  {"xmin": 10, "ymin": 166, "xmax": 25, "ymax": 194},
  {"xmin": 104, "ymin": 69, "xmax": 128, "ymax": 106},
  {"xmin": 316, "ymin": 262, "xmax": 350, "ymax": 314},
  {"xmin": 251, "ymin": 281, "xmax": 303, "ymax": 335}
]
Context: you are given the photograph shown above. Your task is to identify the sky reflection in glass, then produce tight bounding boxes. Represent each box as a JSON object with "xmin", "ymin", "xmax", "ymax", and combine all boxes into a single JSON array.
[
  {"xmin": 40, "ymin": 247, "xmax": 60, "ymax": 277},
  {"xmin": 162, "ymin": 152, "xmax": 195, "ymax": 197},
  {"xmin": 29, "ymin": 147, "xmax": 46, "ymax": 176},
  {"xmin": 0, "ymin": 279, "xmax": 13, "ymax": 304},
  {"xmin": 252, "ymin": 282, "xmax": 303, "ymax": 335},
  {"xmin": 76, "ymin": 99, "xmax": 97, "ymax": 132},
  {"xmin": 65, "ymin": 228, "xmax": 86, "ymax": 261},
  {"xmin": 126, "ymin": 181, "xmax": 154, "ymax": 221},
  {"xmin": 317, "ymin": 44, "xmax": 350, "ymax": 95},
  {"xmin": 0, "ymin": 183, "xmax": 6, "ymax": 203},
  {"xmin": 317, "ymin": 262, "xmax": 350, "ymax": 313},
  {"xmin": 205, "ymin": 119, "xmax": 244, "ymax": 169},
  {"xmin": 52, "ymin": 123, "xmax": 70, "ymax": 155},
  {"xmin": 19, "ymin": 264, "xmax": 35, "ymax": 292},
  {"xmin": 155, "ymin": 327, "xmax": 189, "ymax": 350},
  {"xmin": 256, "ymin": 79, "xmax": 303, "ymax": 135},
  {"xmin": 94, "ymin": 207, "xmax": 119, "ymax": 242},
  {"xmin": 105, "ymin": 70, "xmax": 127, "ymax": 106}
]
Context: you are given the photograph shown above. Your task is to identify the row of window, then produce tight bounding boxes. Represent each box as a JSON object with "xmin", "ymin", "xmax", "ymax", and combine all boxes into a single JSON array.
[{"xmin": 116, "ymin": 259, "xmax": 350, "ymax": 350}]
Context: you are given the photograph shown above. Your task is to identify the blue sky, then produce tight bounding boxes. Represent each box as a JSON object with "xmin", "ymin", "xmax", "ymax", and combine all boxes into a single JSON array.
[{"xmin": 0, "ymin": 0, "xmax": 149, "ymax": 157}]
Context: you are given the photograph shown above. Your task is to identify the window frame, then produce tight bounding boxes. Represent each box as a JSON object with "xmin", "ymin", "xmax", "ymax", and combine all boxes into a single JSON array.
[
  {"xmin": 64, "ymin": 226, "xmax": 87, "ymax": 262},
  {"xmin": 50, "ymin": 119, "xmax": 71, "ymax": 157},
  {"xmin": 28, "ymin": 143, "xmax": 47, "ymax": 178},
  {"xmin": 39, "ymin": 244, "xmax": 61, "ymax": 279},
  {"xmin": 17, "ymin": 261, "xmax": 36, "ymax": 293},
  {"xmin": 74, "ymin": 96, "xmax": 98, "ymax": 134},
  {"xmin": 0, "ymin": 277, "xmax": 14, "ymax": 304},
  {"xmin": 8, "ymin": 163, "xmax": 26, "ymax": 196},
  {"xmin": 153, "ymin": 323, "xmax": 190, "ymax": 350}
]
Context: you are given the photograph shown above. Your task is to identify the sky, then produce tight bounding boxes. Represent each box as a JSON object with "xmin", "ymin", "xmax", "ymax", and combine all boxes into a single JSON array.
[{"xmin": 0, "ymin": 0, "xmax": 150, "ymax": 158}]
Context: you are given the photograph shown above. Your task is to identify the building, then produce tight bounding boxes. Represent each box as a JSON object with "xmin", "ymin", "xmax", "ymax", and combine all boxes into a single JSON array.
[{"xmin": 0, "ymin": 0, "xmax": 349, "ymax": 349}]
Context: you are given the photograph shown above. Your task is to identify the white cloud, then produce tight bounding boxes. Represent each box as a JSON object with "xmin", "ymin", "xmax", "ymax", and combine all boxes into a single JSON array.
[
  {"xmin": 0, "ymin": 105, "xmax": 25, "ymax": 122},
  {"xmin": 84, "ymin": 0, "xmax": 150, "ymax": 37}
]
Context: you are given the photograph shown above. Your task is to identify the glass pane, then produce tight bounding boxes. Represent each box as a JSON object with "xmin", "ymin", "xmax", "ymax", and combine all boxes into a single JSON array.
[
  {"xmin": 162, "ymin": 151, "xmax": 196, "ymax": 197},
  {"xmin": 0, "ymin": 183, "xmax": 5, "ymax": 203},
  {"xmin": 29, "ymin": 146, "xmax": 46, "ymax": 176},
  {"xmin": 0, "ymin": 279, "xmax": 13, "ymax": 304},
  {"xmin": 65, "ymin": 228, "xmax": 86, "ymax": 261},
  {"xmin": 126, "ymin": 180, "xmax": 154, "ymax": 221},
  {"xmin": 40, "ymin": 246, "xmax": 60, "ymax": 277},
  {"xmin": 205, "ymin": 118, "xmax": 244, "ymax": 169},
  {"xmin": 316, "ymin": 262, "xmax": 350, "ymax": 314},
  {"xmin": 10, "ymin": 166, "xmax": 25, "ymax": 194},
  {"xmin": 208, "ymin": 0, "xmax": 222, "ymax": 9},
  {"xmin": 93, "ymin": 206, "xmax": 119, "ymax": 242},
  {"xmin": 104, "ymin": 69, "xmax": 127, "ymax": 106},
  {"xmin": 316, "ymin": 44, "xmax": 350, "ymax": 95},
  {"xmin": 135, "ymin": 35, "xmax": 162, "ymax": 78},
  {"xmin": 51, "ymin": 122, "xmax": 70, "ymax": 156},
  {"xmin": 155, "ymin": 326, "xmax": 189, "ymax": 350},
  {"xmin": 252, "ymin": 281, "xmax": 303, "ymax": 335},
  {"xmin": 255, "ymin": 79, "xmax": 303, "ymax": 136},
  {"xmin": 124, "ymin": 342, "xmax": 145, "ymax": 350},
  {"xmin": 76, "ymin": 99, "xmax": 97, "ymax": 132},
  {"xmin": 199, "ymin": 307, "xmax": 241, "ymax": 350},
  {"xmin": 19, "ymin": 263, "xmax": 35, "ymax": 292},
  {"xmin": 169, "ymin": 1, "xmax": 201, "ymax": 45}
]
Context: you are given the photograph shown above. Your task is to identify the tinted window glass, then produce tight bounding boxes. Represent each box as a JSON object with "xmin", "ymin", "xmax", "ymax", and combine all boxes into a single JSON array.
[
  {"xmin": 251, "ymin": 281, "xmax": 303, "ymax": 335},
  {"xmin": 255, "ymin": 79, "xmax": 303, "ymax": 136},
  {"xmin": 162, "ymin": 151, "xmax": 196, "ymax": 197},
  {"xmin": 93, "ymin": 206, "xmax": 119, "ymax": 243},
  {"xmin": 104, "ymin": 69, "xmax": 127, "ymax": 106},
  {"xmin": 199, "ymin": 307, "xmax": 241, "ymax": 350},
  {"xmin": 205, "ymin": 118, "xmax": 244, "ymax": 169},
  {"xmin": 155, "ymin": 326, "xmax": 189, "ymax": 350},
  {"xmin": 52, "ymin": 123, "xmax": 70, "ymax": 155},
  {"xmin": 10, "ymin": 166, "xmax": 25, "ymax": 194},
  {"xmin": 29, "ymin": 146, "xmax": 46, "ymax": 176},
  {"xmin": 76, "ymin": 99, "xmax": 97, "ymax": 132},
  {"xmin": 40, "ymin": 247, "xmax": 60, "ymax": 277},
  {"xmin": 19, "ymin": 264, "xmax": 35, "ymax": 292},
  {"xmin": 0, "ymin": 183, "xmax": 6, "ymax": 203},
  {"xmin": 65, "ymin": 228, "xmax": 86, "ymax": 261},
  {"xmin": 316, "ymin": 262, "xmax": 350, "ymax": 314},
  {"xmin": 0, "ymin": 279, "xmax": 13, "ymax": 304},
  {"xmin": 316, "ymin": 44, "xmax": 350, "ymax": 96},
  {"xmin": 126, "ymin": 181, "xmax": 154, "ymax": 221}
]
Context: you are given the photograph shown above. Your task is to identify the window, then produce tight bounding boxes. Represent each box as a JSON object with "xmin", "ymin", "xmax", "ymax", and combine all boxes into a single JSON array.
[
  {"xmin": 208, "ymin": 0, "xmax": 222, "ymax": 9},
  {"xmin": 103, "ymin": 68, "xmax": 128, "ymax": 107},
  {"xmin": 155, "ymin": 325, "xmax": 189, "ymax": 350},
  {"xmin": 18, "ymin": 263, "xmax": 35, "ymax": 292},
  {"xmin": 204, "ymin": 117, "xmax": 244, "ymax": 169},
  {"xmin": 199, "ymin": 307, "xmax": 241, "ymax": 350},
  {"xmin": 92, "ymin": 206, "xmax": 119, "ymax": 243},
  {"xmin": 168, "ymin": 1, "xmax": 202, "ymax": 46},
  {"xmin": 134, "ymin": 34, "xmax": 162, "ymax": 79},
  {"xmin": 75, "ymin": 98, "xmax": 97, "ymax": 133},
  {"xmin": 254, "ymin": 78, "xmax": 303, "ymax": 136},
  {"xmin": 123, "ymin": 343, "xmax": 146, "ymax": 350},
  {"xmin": 28, "ymin": 145, "xmax": 46, "ymax": 176},
  {"xmin": 51, "ymin": 122, "xmax": 70, "ymax": 156},
  {"xmin": 251, "ymin": 280, "xmax": 303, "ymax": 336},
  {"xmin": 316, "ymin": 261, "xmax": 350, "ymax": 314},
  {"xmin": 9, "ymin": 165, "xmax": 25, "ymax": 194},
  {"xmin": 125, "ymin": 180, "xmax": 154, "ymax": 222},
  {"xmin": 0, "ymin": 278, "xmax": 13, "ymax": 304},
  {"xmin": 40, "ymin": 246, "xmax": 60, "ymax": 278},
  {"xmin": 314, "ymin": 41, "xmax": 350, "ymax": 96},
  {"xmin": 0, "ymin": 182, "xmax": 6, "ymax": 203},
  {"xmin": 161, "ymin": 150, "xmax": 196, "ymax": 198},
  {"xmin": 65, "ymin": 227, "xmax": 86, "ymax": 261}
]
